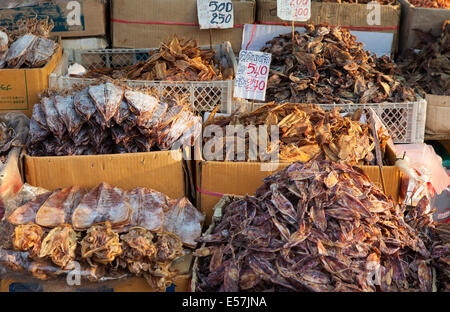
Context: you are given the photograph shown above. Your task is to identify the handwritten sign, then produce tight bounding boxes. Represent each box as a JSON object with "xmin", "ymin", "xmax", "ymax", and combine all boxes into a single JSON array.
[
  {"xmin": 277, "ymin": 0, "xmax": 311, "ymax": 22},
  {"xmin": 197, "ymin": 0, "xmax": 234, "ymax": 29},
  {"xmin": 234, "ymin": 50, "xmax": 272, "ymax": 101}
]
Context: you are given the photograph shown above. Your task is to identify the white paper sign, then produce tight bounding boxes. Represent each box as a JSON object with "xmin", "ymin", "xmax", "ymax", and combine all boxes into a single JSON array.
[
  {"xmin": 234, "ymin": 50, "xmax": 272, "ymax": 101},
  {"xmin": 277, "ymin": 0, "xmax": 311, "ymax": 22},
  {"xmin": 197, "ymin": 0, "xmax": 234, "ymax": 29}
]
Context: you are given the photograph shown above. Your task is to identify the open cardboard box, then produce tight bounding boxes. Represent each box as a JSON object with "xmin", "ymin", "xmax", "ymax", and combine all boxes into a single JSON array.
[
  {"xmin": 0, "ymin": 45, "xmax": 62, "ymax": 117},
  {"xmin": 194, "ymin": 130, "xmax": 401, "ymax": 225},
  {"xmin": 4, "ymin": 148, "xmax": 195, "ymax": 292}
]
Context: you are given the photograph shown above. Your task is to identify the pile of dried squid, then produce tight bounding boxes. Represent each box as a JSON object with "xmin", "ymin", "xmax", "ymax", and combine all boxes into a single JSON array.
[
  {"xmin": 261, "ymin": 24, "xmax": 417, "ymax": 104},
  {"xmin": 26, "ymin": 82, "xmax": 202, "ymax": 156},
  {"xmin": 398, "ymin": 20, "xmax": 450, "ymax": 96},
  {"xmin": 78, "ymin": 36, "xmax": 234, "ymax": 82},
  {"xmin": 194, "ymin": 160, "xmax": 450, "ymax": 292},
  {"xmin": 204, "ymin": 103, "xmax": 390, "ymax": 165},
  {"xmin": 0, "ymin": 183, "xmax": 205, "ymax": 290},
  {"xmin": 0, "ymin": 18, "xmax": 58, "ymax": 69}
]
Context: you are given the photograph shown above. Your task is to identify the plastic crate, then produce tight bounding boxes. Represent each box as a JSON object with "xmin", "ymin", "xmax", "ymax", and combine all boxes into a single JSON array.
[
  {"xmin": 49, "ymin": 43, "xmax": 237, "ymax": 113},
  {"xmin": 233, "ymin": 100, "xmax": 427, "ymax": 144}
]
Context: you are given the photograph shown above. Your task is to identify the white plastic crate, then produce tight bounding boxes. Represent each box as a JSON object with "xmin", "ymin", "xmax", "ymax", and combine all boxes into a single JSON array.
[
  {"xmin": 49, "ymin": 43, "xmax": 237, "ymax": 113},
  {"xmin": 232, "ymin": 100, "xmax": 427, "ymax": 144}
]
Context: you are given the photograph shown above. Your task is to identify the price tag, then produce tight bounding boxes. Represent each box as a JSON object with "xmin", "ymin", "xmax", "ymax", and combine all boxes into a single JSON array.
[
  {"xmin": 197, "ymin": 0, "xmax": 234, "ymax": 29},
  {"xmin": 233, "ymin": 50, "xmax": 272, "ymax": 101},
  {"xmin": 277, "ymin": 0, "xmax": 311, "ymax": 21}
]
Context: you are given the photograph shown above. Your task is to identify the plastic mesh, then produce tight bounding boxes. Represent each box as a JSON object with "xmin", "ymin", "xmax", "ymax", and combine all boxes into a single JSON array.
[{"xmin": 50, "ymin": 47, "xmax": 235, "ymax": 114}]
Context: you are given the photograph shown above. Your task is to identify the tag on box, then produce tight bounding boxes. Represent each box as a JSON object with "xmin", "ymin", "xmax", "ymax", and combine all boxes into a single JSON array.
[
  {"xmin": 197, "ymin": 0, "xmax": 234, "ymax": 29},
  {"xmin": 277, "ymin": 0, "xmax": 311, "ymax": 21},
  {"xmin": 233, "ymin": 50, "xmax": 271, "ymax": 101}
]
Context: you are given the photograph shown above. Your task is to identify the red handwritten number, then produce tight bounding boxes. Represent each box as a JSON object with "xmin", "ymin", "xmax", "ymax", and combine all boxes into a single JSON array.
[{"xmin": 260, "ymin": 65, "xmax": 268, "ymax": 76}]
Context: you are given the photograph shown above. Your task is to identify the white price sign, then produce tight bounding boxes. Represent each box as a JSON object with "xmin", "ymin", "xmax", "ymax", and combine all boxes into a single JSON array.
[
  {"xmin": 233, "ymin": 50, "xmax": 272, "ymax": 101},
  {"xmin": 197, "ymin": 0, "xmax": 234, "ymax": 29},
  {"xmin": 277, "ymin": 0, "xmax": 311, "ymax": 21}
]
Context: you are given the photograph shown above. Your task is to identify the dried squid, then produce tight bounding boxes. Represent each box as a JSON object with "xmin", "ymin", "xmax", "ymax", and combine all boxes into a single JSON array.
[
  {"xmin": 39, "ymin": 224, "xmax": 78, "ymax": 269},
  {"xmin": 11, "ymin": 223, "xmax": 44, "ymax": 258},
  {"xmin": 261, "ymin": 24, "xmax": 417, "ymax": 104},
  {"xmin": 81, "ymin": 221, "xmax": 122, "ymax": 265},
  {"xmin": 194, "ymin": 160, "xmax": 449, "ymax": 292}
]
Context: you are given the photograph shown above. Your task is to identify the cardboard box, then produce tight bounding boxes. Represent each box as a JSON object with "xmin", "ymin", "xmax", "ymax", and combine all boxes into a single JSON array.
[
  {"xmin": 398, "ymin": 0, "xmax": 450, "ymax": 56},
  {"xmin": 0, "ymin": 0, "xmax": 107, "ymax": 38},
  {"xmin": 255, "ymin": 0, "xmax": 401, "ymax": 55},
  {"xmin": 1, "ymin": 255, "xmax": 192, "ymax": 292},
  {"xmin": 195, "ymin": 140, "xmax": 401, "ymax": 224},
  {"xmin": 2, "ymin": 149, "xmax": 194, "ymax": 292},
  {"xmin": 197, "ymin": 161, "xmax": 401, "ymax": 225},
  {"xmin": 425, "ymin": 94, "xmax": 450, "ymax": 140},
  {"xmin": 24, "ymin": 150, "xmax": 189, "ymax": 199},
  {"xmin": 111, "ymin": 0, "xmax": 255, "ymax": 53},
  {"xmin": 0, "ymin": 45, "xmax": 62, "ymax": 117}
]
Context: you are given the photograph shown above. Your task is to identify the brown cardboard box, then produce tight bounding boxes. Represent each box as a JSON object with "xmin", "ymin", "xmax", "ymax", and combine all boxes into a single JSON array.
[
  {"xmin": 24, "ymin": 150, "xmax": 188, "ymax": 199},
  {"xmin": 424, "ymin": 94, "xmax": 450, "ymax": 140},
  {"xmin": 398, "ymin": 0, "xmax": 450, "ymax": 56},
  {"xmin": 0, "ymin": 0, "xmax": 106, "ymax": 38},
  {"xmin": 111, "ymin": 0, "xmax": 255, "ymax": 53},
  {"xmin": 3, "ymin": 149, "xmax": 193, "ymax": 292},
  {"xmin": 197, "ymin": 161, "xmax": 401, "ymax": 225},
  {"xmin": 195, "ymin": 141, "xmax": 401, "ymax": 224},
  {"xmin": 0, "ymin": 45, "xmax": 62, "ymax": 117},
  {"xmin": 255, "ymin": 0, "xmax": 401, "ymax": 54}
]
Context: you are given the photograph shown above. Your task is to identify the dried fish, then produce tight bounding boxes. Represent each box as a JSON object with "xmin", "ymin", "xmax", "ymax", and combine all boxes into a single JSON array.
[
  {"xmin": 398, "ymin": 20, "xmax": 450, "ymax": 96},
  {"xmin": 407, "ymin": 0, "xmax": 449, "ymax": 8},
  {"xmin": 27, "ymin": 83, "xmax": 201, "ymax": 156},
  {"xmin": 79, "ymin": 36, "xmax": 233, "ymax": 82},
  {"xmin": 1, "ymin": 18, "xmax": 57, "ymax": 69},
  {"xmin": 261, "ymin": 25, "xmax": 417, "ymax": 104},
  {"xmin": 204, "ymin": 103, "xmax": 388, "ymax": 165},
  {"xmin": 194, "ymin": 160, "xmax": 449, "ymax": 292}
]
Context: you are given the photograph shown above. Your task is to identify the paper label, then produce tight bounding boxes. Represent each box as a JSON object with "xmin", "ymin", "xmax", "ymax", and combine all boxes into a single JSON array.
[
  {"xmin": 233, "ymin": 50, "xmax": 272, "ymax": 101},
  {"xmin": 197, "ymin": 0, "xmax": 234, "ymax": 29},
  {"xmin": 277, "ymin": 0, "xmax": 311, "ymax": 21}
]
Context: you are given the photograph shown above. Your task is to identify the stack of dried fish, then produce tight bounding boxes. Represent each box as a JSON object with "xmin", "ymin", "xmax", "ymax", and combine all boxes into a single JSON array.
[
  {"xmin": 1, "ymin": 182, "xmax": 205, "ymax": 290},
  {"xmin": 408, "ymin": 0, "xmax": 449, "ymax": 9},
  {"xmin": 261, "ymin": 24, "xmax": 417, "ymax": 104},
  {"xmin": 26, "ymin": 82, "xmax": 202, "ymax": 156},
  {"xmin": 194, "ymin": 160, "xmax": 450, "ymax": 292},
  {"xmin": 398, "ymin": 20, "xmax": 450, "ymax": 96},
  {"xmin": 79, "ymin": 36, "xmax": 233, "ymax": 81},
  {"xmin": 204, "ymin": 103, "xmax": 390, "ymax": 165},
  {"xmin": 0, "ymin": 18, "xmax": 58, "ymax": 69}
]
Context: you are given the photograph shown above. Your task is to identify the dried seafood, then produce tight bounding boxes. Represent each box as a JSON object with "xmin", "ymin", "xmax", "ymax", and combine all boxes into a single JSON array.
[
  {"xmin": 9, "ymin": 183, "xmax": 204, "ymax": 247},
  {"xmin": 39, "ymin": 224, "xmax": 78, "ymax": 269},
  {"xmin": 81, "ymin": 221, "xmax": 123, "ymax": 265},
  {"xmin": 317, "ymin": 0, "xmax": 396, "ymax": 4},
  {"xmin": 204, "ymin": 103, "xmax": 390, "ymax": 165},
  {"xmin": 398, "ymin": 20, "xmax": 450, "ymax": 96},
  {"xmin": 261, "ymin": 24, "xmax": 417, "ymax": 104},
  {"xmin": 1, "ymin": 183, "xmax": 203, "ymax": 287},
  {"xmin": 26, "ymin": 83, "xmax": 202, "ymax": 156},
  {"xmin": 118, "ymin": 229, "xmax": 185, "ymax": 291},
  {"xmin": 0, "ymin": 18, "xmax": 58, "ymax": 69},
  {"xmin": 11, "ymin": 223, "xmax": 44, "ymax": 258},
  {"xmin": 79, "ymin": 36, "xmax": 233, "ymax": 81},
  {"xmin": 194, "ymin": 160, "xmax": 449, "ymax": 292},
  {"xmin": 407, "ymin": 0, "xmax": 449, "ymax": 9}
]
